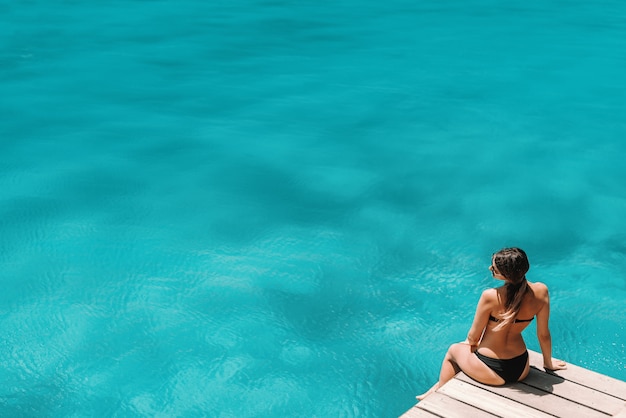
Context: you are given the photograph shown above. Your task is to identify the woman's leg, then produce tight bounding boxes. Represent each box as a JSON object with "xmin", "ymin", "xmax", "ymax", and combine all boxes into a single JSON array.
[{"xmin": 417, "ymin": 343, "xmax": 504, "ymax": 400}]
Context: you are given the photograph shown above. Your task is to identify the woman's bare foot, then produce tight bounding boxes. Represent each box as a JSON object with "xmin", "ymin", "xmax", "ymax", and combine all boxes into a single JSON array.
[{"xmin": 416, "ymin": 383, "xmax": 439, "ymax": 401}]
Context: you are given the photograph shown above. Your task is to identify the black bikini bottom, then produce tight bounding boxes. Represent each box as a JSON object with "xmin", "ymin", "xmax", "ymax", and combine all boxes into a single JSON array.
[{"xmin": 475, "ymin": 350, "xmax": 529, "ymax": 383}]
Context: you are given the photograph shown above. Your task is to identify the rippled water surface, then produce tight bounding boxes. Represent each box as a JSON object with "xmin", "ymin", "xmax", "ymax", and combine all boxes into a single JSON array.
[{"xmin": 2, "ymin": 0, "xmax": 625, "ymax": 416}]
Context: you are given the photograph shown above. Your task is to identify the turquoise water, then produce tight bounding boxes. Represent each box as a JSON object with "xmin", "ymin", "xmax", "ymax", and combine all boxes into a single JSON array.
[{"xmin": 2, "ymin": 0, "xmax": 625, "ymax": 416}]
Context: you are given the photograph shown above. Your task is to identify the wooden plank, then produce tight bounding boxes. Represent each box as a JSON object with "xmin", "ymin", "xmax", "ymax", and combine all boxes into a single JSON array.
[
  {"xmin": 528, "ymin": 350, "xmax": 626, "ymax": 401},
  {"xmin": 437, "ymin": 378, "xmax": 554, "ymax": 418},
  {"xmin": 415, "ymin": 391, "xmax": 499, "ymax": 418},
  {"xmin": 399, "ymin": 405, "xmax": 439, "ymax": 417},
  {"xmin": 456, "ymin": 373, "xmax": 613, "ymax": 418},
  {"xmin": 521, "ymin": 367, "xmax": 626, "ymax": 416},
  {"xmin": 614, "ymin": 408, "xmax": 626, "ymax": 418}
]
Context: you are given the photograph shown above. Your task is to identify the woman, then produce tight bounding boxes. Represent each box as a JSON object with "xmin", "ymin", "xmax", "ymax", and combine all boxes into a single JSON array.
[{"xmin": 417, "ymin": 247, "xmax": 567, "ymax": 400}]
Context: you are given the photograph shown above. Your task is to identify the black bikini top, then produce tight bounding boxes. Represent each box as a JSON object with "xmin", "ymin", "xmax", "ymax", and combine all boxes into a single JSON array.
[{"xmin": 489, "ymin": 314, "xmax": 534, "ymax": 323}]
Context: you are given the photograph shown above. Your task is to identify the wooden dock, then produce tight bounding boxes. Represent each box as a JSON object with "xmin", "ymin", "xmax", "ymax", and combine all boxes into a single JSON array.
[{"xmin": 401, "ymin": 350, "xmax": 626, "ymax": 418}]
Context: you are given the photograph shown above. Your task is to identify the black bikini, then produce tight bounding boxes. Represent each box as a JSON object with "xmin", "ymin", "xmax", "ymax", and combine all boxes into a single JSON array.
[
  {"xmin": 475, "ymin": 350, "xmax": 529, "ymax": 383},
  {"xmin": 474, "ymin": 315, "xmax": 534, "ymax": 383},
  {"xmin": 488, "ymin": 314, "xmax": 533, "ymax": 324}
]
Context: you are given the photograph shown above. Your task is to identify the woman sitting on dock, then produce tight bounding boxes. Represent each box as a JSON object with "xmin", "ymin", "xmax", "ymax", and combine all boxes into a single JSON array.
[{"xmin": 417, "ymin": 247, "xmax": 567, "ymax": 400}]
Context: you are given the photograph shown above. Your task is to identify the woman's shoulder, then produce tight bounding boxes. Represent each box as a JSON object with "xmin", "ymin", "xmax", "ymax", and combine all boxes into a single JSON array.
[
  {"xmin": 477, "ymin": 288, "xmax": 499, "ymax": 310},
  {"xmin": 527, "ymin": 281, "xmax": 549, "ymax": 300},
  {"xmin": 480, "ymin": 287, "xmax": 499, "ymax": 301},
  {"xmin": 528, "ymin": 281, "xmax": 548, "ymax": 292}
]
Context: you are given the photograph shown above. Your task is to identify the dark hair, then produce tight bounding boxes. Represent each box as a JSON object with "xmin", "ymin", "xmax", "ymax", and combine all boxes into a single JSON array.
[
  {"xmin": 492, "ymin": 247, "xmax": 530, "ymax": 330},
  {"xmin": 493, "ymin": 247, "xmax": 529, "ymax": 284}
]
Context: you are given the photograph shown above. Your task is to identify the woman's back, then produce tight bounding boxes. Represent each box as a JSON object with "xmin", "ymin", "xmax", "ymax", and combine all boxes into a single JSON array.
[{"xmin": 478, "ymin": 281, "xmax": 549, "ymax": 358}]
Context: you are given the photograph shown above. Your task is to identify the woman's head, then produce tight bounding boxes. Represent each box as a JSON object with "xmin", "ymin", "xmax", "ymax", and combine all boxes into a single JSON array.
[{"xmin": 492, "ymin": 247, "xmax": 529, "ymax": 284}]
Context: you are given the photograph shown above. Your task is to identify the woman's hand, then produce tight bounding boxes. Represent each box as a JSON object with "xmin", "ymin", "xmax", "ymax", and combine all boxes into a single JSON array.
[{"xmin": 544, "ymin": 359, "xmax": 567, "ymax": 371}]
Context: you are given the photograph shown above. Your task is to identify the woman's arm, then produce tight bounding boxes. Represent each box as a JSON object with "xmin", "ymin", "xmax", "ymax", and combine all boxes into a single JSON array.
[
  {"xmin": 535, "ymin": 283, "xmax": 567, "ymax": 370},
  {"xmin": 465, "ymin": 289, "xmax": 495, "ymax": 349}
]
